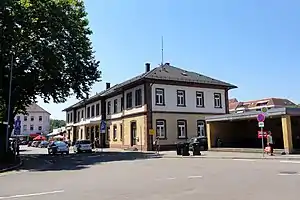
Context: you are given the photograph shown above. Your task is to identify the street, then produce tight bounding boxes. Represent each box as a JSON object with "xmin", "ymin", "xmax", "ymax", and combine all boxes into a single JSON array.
[{"xmin": 0, "ymin": 147, "xmax": 300, "ymax": 200}]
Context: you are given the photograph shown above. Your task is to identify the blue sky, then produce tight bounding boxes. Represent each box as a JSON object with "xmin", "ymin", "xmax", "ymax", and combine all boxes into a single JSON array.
[{"xmin": 38, "ymin": 0, "xmax": 300, "ymax": 119}]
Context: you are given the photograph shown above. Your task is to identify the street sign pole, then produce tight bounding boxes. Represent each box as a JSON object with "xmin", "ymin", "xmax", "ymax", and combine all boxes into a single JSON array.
[
  {"xmin": 100, "ymin": 120, "xmax": 106, "ymax": 153},
  {"xmin": 257, "ymin": 113, "xmax": 265, "ymax": 158}
]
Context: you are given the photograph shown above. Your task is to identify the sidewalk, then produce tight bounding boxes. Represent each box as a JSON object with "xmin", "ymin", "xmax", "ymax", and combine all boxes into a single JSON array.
[
  {"xmin": 0, "ymin": 159, "xmax": 23, "ymax": 173},
  {"xmin": 159, "ymin": 151, "xmax": 300, "ymax": 160}
]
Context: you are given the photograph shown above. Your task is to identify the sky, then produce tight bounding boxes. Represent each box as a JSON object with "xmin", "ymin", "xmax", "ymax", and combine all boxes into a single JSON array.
[{"xmin": 37, "ymin": 0, "xmax": 300, "ymax": 120}]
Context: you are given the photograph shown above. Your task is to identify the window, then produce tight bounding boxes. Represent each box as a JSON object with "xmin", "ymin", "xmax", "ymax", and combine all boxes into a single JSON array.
[
  {"xmin": 177, "ymin": 90, "xmax": 186, "ymax": 106},
  {"xmin": 135, "ymin": 89, "xmax": 142, "ymax": 106},
  {"xmin": 16, "ymin": 116, "xmax": 20, "ymax": 120},
  {"xmin": 197, "ymin": 120, "xmax": 206, "ymax": 136},
  {"xmin": 113, "ymin": 99, "xmax": 118, "ymax": 113},
  {"xmin": 107, "ymin": 101, "xmax": 111, "ymax": 114},
  {"xmin": 120, "ymin": 124, "xmax": 123, "ymax": 141},
  {"xmin": 156, "ymin": 120, "xmax": 166, "ymax": 139},
  {"xmin": 96, "ymin": 103, "xmax": 100, "ymax": 116},
  {"xmin": 39, "ymin": 116, "xmax": 42, "ymax": 121},
  {"xmin": 67, "ymin": 114, "xmax": 70, "ymax": 123},
  {"xmin": 70, "ymin": 113, "xmax": 73, "ymax": 122},
  {"xmin": 126, "ymin": 92, "xmax": 133, "ymax": 108},
  {"xmin": 23, "ymin": 125, "xmax": 27, "ymax": 131},
  {"xmin": 107, "ymin": 127, "xmax": 110, "ymax": 142},
  {"xmin": 30, "ymin": 116, "xmax": 34, "ymax": 121},
  {"xmin": 177, "ymin": 120, "xmax": 187, "ymax": 139},
  {"xmin": 30, "ymin": 125, "xmax": 34, "ymax": 131},
  {"xmin": 155, "ymin": 88, "xmax": 165, "ymax": 105},
  {"xmin": 113, "ymin": 125, "xmax": 117, "ymax": 141},
  {"xmin": 91, "ymin": 105, "xmax": 95, "ymax": 117},
  {"xmin": 87, "ymin": 107, "xmax": 90, "ymax": 118},
  {"xmin": 196, "ymin": 91, "xmax": 204, "ymax": 107},
  {"xmin": 81, "ymin": 110, "xmax": 84, "ymax": 119},
  {"xmin": 77, "ymin": 111, "xmax": 80, "ymax": 122},
  {"xmin": 24, "ymin": 116, "xmax": 27, "ymax": 121},
  {"xmin": 38, "ymin": 126, "xmax": 42, "ymax": 131},
  {"xmin": 121, "ymin": 97, "xmax": 124, "ymax": 111},
  {"xmin": 214, "ymin": 93, "xmax": 222, "ymax": 108}
]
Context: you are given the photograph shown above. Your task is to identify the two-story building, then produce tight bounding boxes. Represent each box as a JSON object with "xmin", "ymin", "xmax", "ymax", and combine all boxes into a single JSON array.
[{"xmin": 63, "ymin": 63, "xmax": 237, "ymax": 150}]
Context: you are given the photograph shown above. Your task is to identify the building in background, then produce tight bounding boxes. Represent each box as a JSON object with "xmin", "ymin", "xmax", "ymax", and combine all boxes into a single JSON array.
[
  {"xmin": 229, "ymin": 98, "xmax": 296, "ymax": 113},
  {"xmin": 14, "ymin": 103, "xmax": 51, "ymax": 136},
  {"xmin": 63, "ymin": 62, "xmax": 237, "ymax": 150}
]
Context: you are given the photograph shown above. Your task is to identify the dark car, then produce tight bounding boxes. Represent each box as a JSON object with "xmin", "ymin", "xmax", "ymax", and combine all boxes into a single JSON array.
[
  {"xmin": 187, "ymin": 136, "xmax": 208, "ymax": 151},
  {"xmin": 48, "ymin": 141, "xmax": 69, "ymax": 155}
]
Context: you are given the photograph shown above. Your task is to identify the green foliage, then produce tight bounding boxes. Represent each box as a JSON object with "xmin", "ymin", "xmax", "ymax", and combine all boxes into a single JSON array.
[
  {"xmin": 50, "ymin": 119, "xmax": 66, "ymax": 132},
  {"xmin": 0, "ymin": 0, "xmax": 101, "ymax": 120}
]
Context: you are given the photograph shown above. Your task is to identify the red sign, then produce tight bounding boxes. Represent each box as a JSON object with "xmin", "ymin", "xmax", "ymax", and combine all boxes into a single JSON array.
[{"xmin": 257, "ymin": 131, "xmax": 267, "ymax": 139}]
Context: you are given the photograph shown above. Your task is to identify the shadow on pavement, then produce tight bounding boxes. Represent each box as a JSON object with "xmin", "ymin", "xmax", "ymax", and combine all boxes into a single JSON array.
[{"xmin": 19, "ymin": 151, "xmax": 162, "ymax": 172}]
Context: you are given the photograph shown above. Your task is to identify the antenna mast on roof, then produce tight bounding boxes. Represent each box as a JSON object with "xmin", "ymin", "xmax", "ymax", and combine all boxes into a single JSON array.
[{"xmin": 161, "ymin": 36, "xmax": 164, "ymax": 66}]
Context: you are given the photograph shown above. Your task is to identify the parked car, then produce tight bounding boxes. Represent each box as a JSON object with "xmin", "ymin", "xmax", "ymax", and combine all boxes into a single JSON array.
[
  {"xmin": 47, "ymin": 141, "xmax": 69, "ymax": 155},
  {"xmin": 39, "ymin": 141, "xmax": 49, "ymax": 148},
  {"xmin": 187, "ymin": 136, "xmax": 208, "ymax": 151},
  {"xmin": 73, "ymin": 140, "xmax": 93, "ymax": 153}
]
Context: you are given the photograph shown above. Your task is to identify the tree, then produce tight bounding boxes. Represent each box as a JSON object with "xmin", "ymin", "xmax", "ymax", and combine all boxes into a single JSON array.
[
  {"xmin": 0, "ymin": 0, "xmax": 101, "ymax": 162},
  {"xmin": 50, "ymin": 119, "xmax": 66, "ymax": 132}
]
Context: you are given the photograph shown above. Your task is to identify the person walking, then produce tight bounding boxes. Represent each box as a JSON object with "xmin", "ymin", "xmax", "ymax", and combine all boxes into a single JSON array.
[
  {"xmin": 153, "ymin": 136, "xmax": 160, "ymax": 155},
  {"xmin": 267, "ymin": 131, "xmax": 274, "ymax": 156}
]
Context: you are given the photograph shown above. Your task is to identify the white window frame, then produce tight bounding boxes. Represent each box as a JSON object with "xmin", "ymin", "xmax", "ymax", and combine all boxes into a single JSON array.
[
  {"xmin": 155, "ymin": 88, "xmax": 164, "ymax": 105},
  {"xmin": 30, "ymin": 116, "xmax": 34, "ymax": 121},
  {"xmin": 156, "ymin": 120, "xmax": 166, "ymax": 139},
  {"xmin": 197, "ymin": 120, "xmax": 206, "ymax": 136},
  {"xmin": 214, "ymin": 93, "xmax": 222, "ymax": 108},
  {"xmin": 30, "ymin": 125, "xmax": 34, "ymax": 131},
  {"xmin": 113, "ymin": 126, "xmax": 117, "ymax": 140},
  {"xmin": 177, "ymin": 90, "xmax": 185, "ymax": 106},
  {"xmin": 23, "ymin": 125, "xmax": 27, "ymax": 131},
  {"xmin": 24, "ymin": 116, "xmax": 27, "ymax": 121},
  {"xmin": 38, "ymin": 126, "xmax": 42, "ymax": 131},
  {"xmin": 196, "ymin": 91, "xmax": 204, "ymax": 107},
  {"xmin": 177, "ymin": 120, "xmax": 186, "ymax": 138},
  {"xmin": 39, "ymin": 116, "xmax": 42, "ymax": 121}
]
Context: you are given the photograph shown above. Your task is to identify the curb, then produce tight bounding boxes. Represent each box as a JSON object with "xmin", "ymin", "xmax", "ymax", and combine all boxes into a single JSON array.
[
  {"xmin": 161, "ymin": 155, "xmax": 300, "ymax": 161},
  {"xmin": 0, "ymin": 159, "xmax": 23, "ymax": 173}
]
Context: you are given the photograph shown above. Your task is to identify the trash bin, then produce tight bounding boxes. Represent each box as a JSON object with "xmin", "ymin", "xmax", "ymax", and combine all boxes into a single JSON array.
[
  {"xmin": 192, "ymin": 143, "xmax": 201, "ymax": 156},
  {"xmin": 182, "ymin": 142, "xmax": 190, "ymax": 156},
  {"xmin": 176, "ymin": 143, "xmax": 183, "ymax": 155}
]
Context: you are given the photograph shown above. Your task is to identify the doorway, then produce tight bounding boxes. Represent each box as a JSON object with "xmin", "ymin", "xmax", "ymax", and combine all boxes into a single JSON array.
[{"xmin": 130, "ymin": 121, "xmax": 137, "ymax": 146}]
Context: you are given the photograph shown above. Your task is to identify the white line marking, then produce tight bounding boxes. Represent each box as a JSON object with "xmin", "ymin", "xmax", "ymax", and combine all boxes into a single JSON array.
[
  {"xmin": 277, "ymin": 173, "xmax": 300, "ymax": 176},
  {"xmin": 187, "ymin": 175, "xmax": 202, "ymax": 179},
  {"xmin": 166, "ymin": 177, "xmax": 176, "ymax": 180},
  {"xmin": 280, "ymin": 160, "xmax": 300, "ymax": 164},
  {"xmin": 0, "ymin": 190, "xmax": 64, "ymax": 199},
  {"xmin": 233, "ymin": 159, "xmax": 255, "ymax": 162}
]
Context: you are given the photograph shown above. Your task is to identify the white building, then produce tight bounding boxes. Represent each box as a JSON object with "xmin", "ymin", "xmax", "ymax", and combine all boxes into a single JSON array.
[{"xmin": 14, "ymin": 103, "xmax": 51, "ymax": 135}]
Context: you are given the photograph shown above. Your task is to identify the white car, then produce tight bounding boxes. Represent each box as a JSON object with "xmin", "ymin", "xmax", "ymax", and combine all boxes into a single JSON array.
[
  {"xmin": 48, "ymin": 141, "xmax": 69, "ymax": 155},
  {"xmin": 74, "ymin": 140, "xmax": 93, "ymax": 153}
]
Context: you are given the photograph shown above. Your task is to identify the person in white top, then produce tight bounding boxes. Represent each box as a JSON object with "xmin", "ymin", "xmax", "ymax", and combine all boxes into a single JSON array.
[{"xmin": 267, "ymin": 131, "xmax": 274, "ymax": 156}]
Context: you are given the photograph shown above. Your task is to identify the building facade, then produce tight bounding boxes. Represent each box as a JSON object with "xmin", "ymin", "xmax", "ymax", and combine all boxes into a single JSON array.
[
  {"xmin": 14, "ymin": 103, "xmax": 51, "ymax": 135},
  {"xmin": 63, "ymin": 63, "xmax": 236, "ymax": 150}
]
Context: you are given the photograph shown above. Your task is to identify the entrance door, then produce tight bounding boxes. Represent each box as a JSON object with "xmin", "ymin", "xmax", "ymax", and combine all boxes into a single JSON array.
[{"xmin": 130, "ymin": 121, "xmax": 137, "ymax": 146}]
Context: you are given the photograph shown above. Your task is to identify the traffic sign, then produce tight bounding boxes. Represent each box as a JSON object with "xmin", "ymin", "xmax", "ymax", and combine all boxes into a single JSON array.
[
  {"xmin": 100, "ymin": 120, "xmax": 106, "ymax": 133},
  {"xmin": 149, "ymin": 129, "xmax": 155, "ymax": 135},
  {"xmin": 257, "ymin": 113, "xmax": 265, "ymax": 122},
  {"xmin": 258, "ymin": 122, "xmax": 264, "ymax": 128},
  {"xmin": 261, "ymin": 107, "xmax": 268, "ymax": 113},
  {"xmin": 14, "ymin": 118, "xmax": 21, "ymax": 135}
]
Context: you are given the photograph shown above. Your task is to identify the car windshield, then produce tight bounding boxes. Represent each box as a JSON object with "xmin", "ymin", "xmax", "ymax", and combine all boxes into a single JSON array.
[
  {"xmin": 54, "ymin": 141, "xmax": 67, "ymax": 146},
  {"xmin": 79, "ymin": 140, "xmax": 91, "ymax": 144}
]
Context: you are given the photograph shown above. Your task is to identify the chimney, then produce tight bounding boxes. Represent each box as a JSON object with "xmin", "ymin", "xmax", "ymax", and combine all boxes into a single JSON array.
[
  {"xmin": 145, "ymin": 63, "xmax": 150, "ymax": 72},
  {"xmin": 106, "ymin": 82, "xmax": 111, "ymax": 89},
  {"xmin": 165, "ymin": 62, "xmax": 170, "ymax": 66}
]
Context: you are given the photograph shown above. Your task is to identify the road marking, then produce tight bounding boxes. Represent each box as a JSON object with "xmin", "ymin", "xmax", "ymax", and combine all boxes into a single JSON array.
[
  {"xmin": 277, "ymin": 173, "xmax": 300, "ymax": 176},
  {"xmin": 232, "ymin": 159, "xmax": 255, "ymax": 162},
  {"xmin": 280, "ymin": 160, "xmax": 300, "ymax": 164},
  {"xmin": 187, "ymin": 175, "xmax": 202, "ymax": 179},
  {"xmin": 166, "ymin": 177, "xmax": 176, "ymax": 180},
  {"xmin": 0, "ymin": 190, "xmax": 64, "ymax": 199}
]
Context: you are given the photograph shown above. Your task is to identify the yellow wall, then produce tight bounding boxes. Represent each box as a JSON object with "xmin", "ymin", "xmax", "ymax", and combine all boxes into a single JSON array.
[
  {"xmin": 282, "ymin": 115, "xmax": 293, "ymax": 153},
  {"xmin": 108, "ymin": 115, "xmax": 147, "ymax": 149},
  {"xmin": 152, "ymin": 113, "xmax": 209, "ymax": 145}
]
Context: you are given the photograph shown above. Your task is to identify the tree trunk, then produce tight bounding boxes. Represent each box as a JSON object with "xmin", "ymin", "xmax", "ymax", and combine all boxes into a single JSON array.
[{"xmin": 0, "ymin": 123, "xmax": 14, "ymax": 163}]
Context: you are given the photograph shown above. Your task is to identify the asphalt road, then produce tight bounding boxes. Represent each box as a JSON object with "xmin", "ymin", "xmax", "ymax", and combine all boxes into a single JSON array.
[{"xmin": 0, "ymin": 147, "xmax": 300, "ymax": 200}]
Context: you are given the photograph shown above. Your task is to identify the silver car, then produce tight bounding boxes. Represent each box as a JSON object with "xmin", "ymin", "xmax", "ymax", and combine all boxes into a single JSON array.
[
  {"xmin": 48, "ymin": 141, "xmax": 69, "ymax": 155},
  {"xmin": 73, "ymin": 140, "xmax": 93, "ymax": 153}
]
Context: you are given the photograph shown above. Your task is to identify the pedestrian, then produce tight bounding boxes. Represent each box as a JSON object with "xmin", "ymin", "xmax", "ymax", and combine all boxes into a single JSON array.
[
  {"xmin": 153, "ymin": 136, "xmax": 160, "ymax": 154},
  {"xmin": 267, "ymin": 131, "xmax": 274, "ymax": 156}
]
